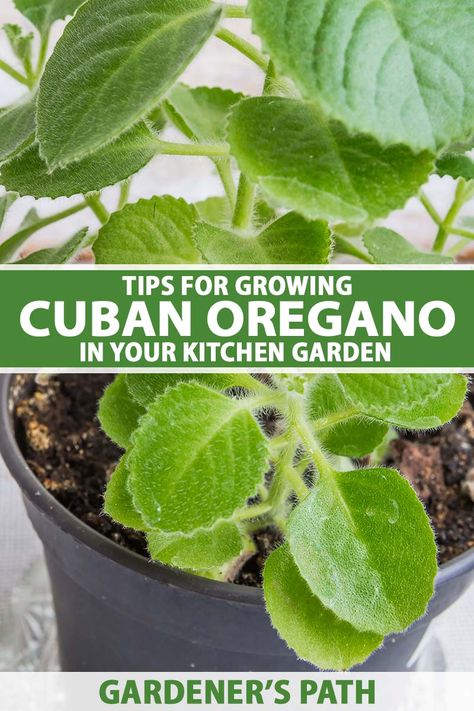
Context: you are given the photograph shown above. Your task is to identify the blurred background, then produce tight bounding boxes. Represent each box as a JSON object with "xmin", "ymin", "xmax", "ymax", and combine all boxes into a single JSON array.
[{"xmin": 0, "ymin": 0, "xmax": 473, "ymax": 670}]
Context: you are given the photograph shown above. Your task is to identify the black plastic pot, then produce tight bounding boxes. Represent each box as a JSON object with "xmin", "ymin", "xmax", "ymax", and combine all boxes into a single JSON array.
[{"xmin": 1, "ymin": 374, "xmax": 474, "ymax": 672}]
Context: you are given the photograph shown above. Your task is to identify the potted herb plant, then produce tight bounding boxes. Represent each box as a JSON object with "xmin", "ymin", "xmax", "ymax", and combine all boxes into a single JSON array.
[{"xmin": 0, "ymin": 0, "xmax": 473, "ymax": 672}]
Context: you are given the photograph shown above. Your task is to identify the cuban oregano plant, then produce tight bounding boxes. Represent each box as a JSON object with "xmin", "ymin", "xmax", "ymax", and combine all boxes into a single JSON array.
[
  {"xmin": 0, "ymin": 0, "xmax": 473, "ymax": 263},
  {"xmin": 98, "ymin": 372, "xmax": 467, "ymax": 670}
]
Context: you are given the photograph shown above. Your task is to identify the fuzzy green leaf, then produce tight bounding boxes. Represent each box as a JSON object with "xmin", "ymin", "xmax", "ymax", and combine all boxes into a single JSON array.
[
  {"xmin": 307, "ymin": 375, "xmax": 388, "ymax": 458},
  {"xmin": 249, "ymin": 0, "xmax": 474, "ymax": 153},
  {"xmin": 147, "ymin": 521, "xmax": 244, "ymax": 570},
  {"xmin": 0, "ymin": 97, "xmax": 35, "ymax": 163},
  {"xmin": 195, "ymin": 212, "xmax": 332, "ymax": 264},
  {"xmin": 1, "ymin": 123, "xmax": 157, "ymax": 199},
  {"xmin": 339, "ymin": 374, "xmax": 467, "ymax": 429},
  {"xmin": 165, "ymin": 84, "xmax": 244, "ymax": 143},
  {"xmin": 228, "ymin": 98, "xmax": 432, "ymax": 225},
  {"xmin": 104, "ymin": 455, "xmax": 148, "ymax": 531},
  {"xmin": 98, "ymin": 375, "xmax": 145, "ymax": 448},
  {"xmin": 13, "ymin": 0, "xmax": 85, "ymax": 33},
  {"xmin": 436, "ymin": 153, "xmax": 474, "ymax": 182},
  {"xmin": 363, "ymin": 228, "xmax": 452, "ymax": 265},
  {"xmin": 125, "ymin": 373, "xmax": 250, "ymax": 407},
  {"xmin": 37, "ymin": 0, "xmax": 222, "ymax": 168},
  {"xmin": 264, "ymin": 544, "xmax": 383, "ymax": 671},
  {"xmin": 4, "ymin": 24, "xmax": 34, "ymax": 64},
  {"xmin": 128, "ymin": 383, "xmax": 270, "ymax": 533},
  {"xmin": 93, "ymin": 196, "xmax": 201, "ymax": 264},
  {"xmin": 287, "ymin": 468, "xmax": 437, "ymax": 635},
  {"xmin": 16, "ymin": 228, "xmax": 89, "ymax": 264}
]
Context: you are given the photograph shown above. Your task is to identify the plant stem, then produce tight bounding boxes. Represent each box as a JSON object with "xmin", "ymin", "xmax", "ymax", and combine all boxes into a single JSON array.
[
  {"xmin": 450, "ymin": 226, "xmax": 474, "ymax": 240},
  {"xmin": 0, "ymin": 58, "xmax": 29, "ymax": 86},
  {"xmin": 0, "ymin": 201, "xmax": 88, "ymax": 263},
  {"xmin": 215, "ymin": 27, "xmax": 268, "ymax": 71},
  {"xmin": 447, "ymin": 237, "xmax": 474, "ymax": 258},
  {"xmin": 232, "ymin": 174, "xmax": 256, "ymax": 231},
  {"xmin": 216, "ymin": 159, "xmax": 237, "ymax": 206},
  {"xmin": 290, "ymin": 394, "xmax": 334, "ymax": 481},
  {"xmin": 155, "ymin": 138, "xmax": 229, "ymax": 158},
  {"xmin": 334, "ymin": 236, "xmax": 375, "ymax": 264},
  {"xmin": 85, "ymin": 195, "xmax": 110, "ymax": 225},
  {"xmin": 432, "ymin": 179, "xmax": 469, "ymax": 253},
  {"xmin": 36, "ymin": 31, "xmax": 50, "ymax": 78},
  {"xmin": 419, "ymin": 191, "xmax": 442, "ymax": 226},
  {"xmin": 118, "ymin": 180, "xmax": 131, "ymax": 211},
  {"xmin": 221, "ymin": 4, "xmax": 248, "ymax": 18},
  {"xmin": 234, "ymin": 501, "xmax": 273, "ymax": 522}
]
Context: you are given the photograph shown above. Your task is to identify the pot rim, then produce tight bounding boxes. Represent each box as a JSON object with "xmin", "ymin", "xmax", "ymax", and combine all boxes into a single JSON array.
[{"xmin": 1, "ymin": 374, "xmax": 474, "ymax": 607}]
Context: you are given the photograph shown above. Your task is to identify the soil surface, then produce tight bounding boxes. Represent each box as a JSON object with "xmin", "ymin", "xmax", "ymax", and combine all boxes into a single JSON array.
[{"xmin": 12, "ymin": 374, "xmax": 474, "ymax": 586}]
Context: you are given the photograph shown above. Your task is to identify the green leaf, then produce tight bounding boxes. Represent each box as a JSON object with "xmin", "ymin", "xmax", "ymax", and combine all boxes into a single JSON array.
[
  {"xmin": 165, "ymin": 84, "xmax": 244, "ymax": 143},
  {"xmin": 228, "ymin": 98, "xmax": 433, "ymax": 225},
  {"xmin": 436, "ymin": 153, "xmax": 474, "ymax": 182},
  {"xmin": 37, "ymin": 0, "xmax": 222, "ymax": 168},
  {"xmin": 104, "ymin": 455, "xmax": 148, "ymax": 531},
  {"xmin": 19, "ymin": 207, "xmax": 40, "ymax": 229},
  {"xmin": 128, "ymin": 383, "xmax": 270, "ymax": 533},
  {"xmin": 287, "ymin": 468, "xmax": 437, "ymax": 636},
  {"xmin": 263, "ymin": 544, "xmax": 383, "ymax": 670},
  {"xmin": 13, "ymin": 0, "xmax": 85, "ymax": 33},
  {"xmin": 0, "ymin": 96, "xmax": 35, "ymax": 163},
  {"xmin": 338, "ymin": 374, "xmax": 467, "ymax": 429},
  {"xmin": 16, "ymin": 227, "xmax": 89, "ymax": 264},
  {"xmin": 93, "ymin": 196, "xmax": 202, "ymax": 264},
  {"xmin": 126, "ymin": 373, "xmax": 250, "ymax": 407},
  {"xmin": 306, "ymin": 375, "xmax": 388, "ymax": 458},
  {"xmin": 98, "ymin": 375, "xmax": 145, "ymax": 449},
  {"xmin": 363, "ymin": 228, "xmax": 452, "ymax": 265},
  {"xmin": 0, "ymin": 192, "xmax": 18, "ymax": 229},
  {"xmin": 147, "ymin": 521, "xmax": 244, "ymax": 570},
  {"xmin": 195, "ymin": 212, "xmax": 332, "ymax": 264},
  {"xmin": 249, "ymin": 0, "xmax": 474, "ymax": 153},
  {"xmin": 1, "ymin": 123, "xmax": 158, "ymax": 199}
]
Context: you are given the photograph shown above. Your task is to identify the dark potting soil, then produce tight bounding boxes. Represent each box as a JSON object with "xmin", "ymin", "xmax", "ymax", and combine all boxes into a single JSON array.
[{"xmin": 12, "ymin": 374, "xmax": 474, "ymax": 587}]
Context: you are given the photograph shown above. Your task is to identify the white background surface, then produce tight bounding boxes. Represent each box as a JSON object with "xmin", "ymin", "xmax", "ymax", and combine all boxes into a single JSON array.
[{"xmin": 0, "ymin": 0, "xmax": 473, "ymax": 671}]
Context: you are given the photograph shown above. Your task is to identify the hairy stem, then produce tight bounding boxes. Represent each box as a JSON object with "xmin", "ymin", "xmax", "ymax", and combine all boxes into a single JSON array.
[
  {"xmin": 0, "ymin": 58, "xmax": 30, "ymax": 86},
  {"xmin": 0, "ymin": 201, "xmax": 88, "ymax": 263},
  {"xmin": 155, "ymin": 138, "xmax": 229, "ymax": 158},
  {"xmin": 215, "ymin": 27, "xmax": 268, "ymax": 71},
  {"xmin": 118, "ymin": 180, "xmax": 131, "ymax": 211},
  {"xmin": 85, "ymin": 195, "xmax": 110, "ymax": 225},
  {"xmin": 419, "ymin": 191, "xmax": 443, "ymax": 227},
  {"xmin": 221, "ymin": 4, "xmax": 248, "ymax": 18},
  {"xmin": 36, "ymin": 31, "xmax": 50, "ymax": 78},
  {"xmin": 232, "ymin": 174, "xmax": 256, "ymax": 231},
  {"xmin": 216, "ymin": 159, "xmax": 237, "ymax": 206},
  {"xmin": 289, "ymin": 394, "xmax": 334, "ymax": 481}
]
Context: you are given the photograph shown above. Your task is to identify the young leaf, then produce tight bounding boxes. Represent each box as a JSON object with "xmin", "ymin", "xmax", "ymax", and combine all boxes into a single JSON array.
[
  {"xmin": 147, "ymin": 521, "xmax": 244, "ymax": 570},
  {"xmin": 128, "ymin": 383, "xmax": 270, "ymax": 533},
  {"xmin": 98, "ymin": 375, "xmax": 145, "ymax": 449},
  {"xmin": 4, "ymin": 24, "xmax": 34, "ymax": 65},
  {"xmin": 104, "ymin": 455, "xmax": 148, "ymax": 531},
  {"xmin": 13, "ymin": 0, "xmax": 85, "ymax": 34},
  {"xmin": 306, "ymin": 375, "xmax": 388, "ymax": 458},
  {"xmin": 287, "ymin": 468, "xmax": 437, "ymax": 636},
  {"xmin": 0, "ymin": 96, "xmax": 35, "ymax": 163},
  {"xmin": 195, "ymin": 212, "xmax": 332, "ymax": 264},
  {"xmin": 0, "ymin": 192, "xmax": 18, "ymax": 229},
  {"xmin": 436, "ymin": 153, "xmax": 474, "ymax": 182},
  {"xmin": 164, "ymin": 84, "xmax": 244, "ymax": 143},
  {"xmin": 93, "ymin": 196, "xmax": 202, "ymax": 264},
  {"xmin": 16, "ymin": 227, "xmax": 89, "ymax": 264},
  {"xmin": 363, "ymin": 228, "xmax": 452, "ymax": 265},
  {"xmin": 263, "ymin": 544, "xmax": 383, "ymax": 671},
  {"xmin": 125, "ymin": 373, "xmax": 252, "ymax": 407},
  {"xmin": 36, "ymin": 0, "xmax": 222, "ymax": 168},
  {"xmin": 338, "ymin": 374, "xmax": 467, "ymax": 430},
  {"xmin": 249, "ymin": 0, "xmax": 474, "ymax": 152},
  {"xmin": 1, "ymin": 123, "xmax": 158, "ymax": 199},
  {"xmin": 228, "ymin": 98, "xmax": 433, "ymax": 225}
]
